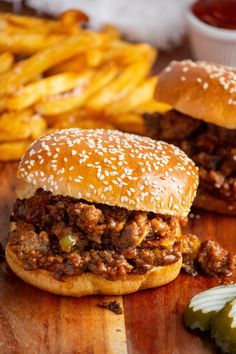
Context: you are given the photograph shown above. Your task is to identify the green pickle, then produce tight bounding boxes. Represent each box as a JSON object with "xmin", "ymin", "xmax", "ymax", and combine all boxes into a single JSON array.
[
  {"xmin": 185, "ymin": 285, "xmax": 236, "ymax": 331},
  {"xmin": 59, "ymin": 234, "xmax": 76, "ymax": 252},
  {"xmin": 211, "ymin": 298, "xmax": 236, "ymax": 354}
]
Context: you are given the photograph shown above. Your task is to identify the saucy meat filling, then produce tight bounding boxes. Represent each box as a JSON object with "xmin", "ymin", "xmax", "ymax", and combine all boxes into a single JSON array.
[
  {"xmin": 9, "ymin": 188, "xmax": 182, "ymax": 280},
  {"xmin": 144, "ymin": 110, "xmax": 236, "ymax": 202},
  {"xmin": 8, "ymin": 189, "xmax": 235, "ymax": 280}
]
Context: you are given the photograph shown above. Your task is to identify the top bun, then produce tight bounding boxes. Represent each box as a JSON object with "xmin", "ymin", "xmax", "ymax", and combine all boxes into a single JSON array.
[
  {"xmin": 17, "ymin": 129, "xmax": 198, "ymax": 217},
  {"xmin": 155, "ymin": 60, "xmax": 236, "ymax": 129}
]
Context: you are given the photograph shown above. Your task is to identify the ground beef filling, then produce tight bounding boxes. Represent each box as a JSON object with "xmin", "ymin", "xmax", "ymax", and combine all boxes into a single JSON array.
[
  {"xmin": 8, "ymin": 189, "xmax": 183, "ymax": 280},
  {"xmin": 9, "ymin": 189, "xmax": 235, "ymax": 280},
  {"xmin": 144, "ymin": 110, "xmax": 236, "ymax": 202}
]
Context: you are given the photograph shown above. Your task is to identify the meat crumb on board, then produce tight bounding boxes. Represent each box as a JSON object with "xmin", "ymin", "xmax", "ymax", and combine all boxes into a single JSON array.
[{"xmin": 97, "ymin": 300, "xmax": 123, "ymax": 314}]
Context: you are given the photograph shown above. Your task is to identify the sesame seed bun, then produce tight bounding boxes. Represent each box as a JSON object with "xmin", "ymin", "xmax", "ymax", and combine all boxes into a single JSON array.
[
  {"xmin": 5, "ymin": 244, "xmax": 182, "ymax": 296},
  {"xmin": 155, "ymin": 60, "xmax": 236, "ymax": 129},
  {"xmin": 17, "ymin": 128, "xmax": 199, "ymax": 217}
]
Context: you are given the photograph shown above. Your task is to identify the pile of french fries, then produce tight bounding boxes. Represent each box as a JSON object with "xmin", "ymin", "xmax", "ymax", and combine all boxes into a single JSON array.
[{"xmin": 0, "ymin": 10, "xmax": 170, "ymax": 160}]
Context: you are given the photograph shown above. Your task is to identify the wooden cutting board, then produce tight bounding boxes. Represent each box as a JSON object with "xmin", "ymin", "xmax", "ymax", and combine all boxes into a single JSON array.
[{"xmin": 0, "ymin": 162, "xmax": 235, "ymax": 354}]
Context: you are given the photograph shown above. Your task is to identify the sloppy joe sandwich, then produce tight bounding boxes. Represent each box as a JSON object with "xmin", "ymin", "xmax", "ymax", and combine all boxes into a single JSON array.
[
  {"xmin": 6, "ymin": 128, "xmax": 199, "ymax": 296},
  {"xmin": 145, "ymin": 60, "xmax": 236, "ymax": 215}
]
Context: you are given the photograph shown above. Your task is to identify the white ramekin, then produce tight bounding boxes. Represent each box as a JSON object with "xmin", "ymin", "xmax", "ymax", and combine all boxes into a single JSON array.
[{"xmin": 186, "ymin": 7, "xmax": 236, "ymax": 67}]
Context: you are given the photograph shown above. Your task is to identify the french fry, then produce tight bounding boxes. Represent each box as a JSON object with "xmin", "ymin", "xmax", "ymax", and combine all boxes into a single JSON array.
[
  {"xmin": 0, "ymin": 10, "xmax": 160, "ymax": 161},
  {"xmin": 136, "ymin": 100, "xmax": 172, "ymax": 114},
  {"xmin": 49, "ymin": 49, "xmax": 103, "ymax": 76},
  {"xmin": 0, "ymin": 110, "xmax": 46, "ymax": 142},
  {"xmin": 0, "ymin": 12, "xmax": 78, "ymax": 35},
  {"xmin": 6, "ymin": 71, "xmax": 94, "ymax": 110},
  {"xmin": 48, "ymin": 54, "xmax": 87, "ymax": 75},
  {"xmin": 53, "ymin": 119, "xmax": 114, "ymax": 130},
  {"xmin": 86, "ymin": 49, "xmax": 104, "ymax": 67},
  {"xmin": 105, "ymin": 77, "xmax": 157, "ymax": 115},
  {"xmin": 107, "ymin": 113, "xmax": 147, "ymax": 135},
  {"xmin": 0, "ymin": 34, "xmax": 106, "ymax": 95},
  {"xmin": 35, "ymin": 65, "xmax": 119, "ymax": 115},
  {"xmin": 0, "ymin": 52, "xmax": 14, "ymax": 74},
  {"xmin": 0, "ymin": 99, "xmax": 6, "ymax": 113},
  {"xmin": 59, "ymin": 9, "xmax": 89, "ymax": 28},
  {"xmin": 46, "ymin": 108, "xmax": 113, "ymax": 130},
  {"xmin": 102, "ymin": 41, "xmax": 157, "ymax": 66},
  {"xmin": 45, "ymin": 108, "xmax": 101, "ymax": 127},
  {"xmin": 0, "ymin": 140, "xmax": 31, "ymax": 161},
  {"xmin": 0, "ymin": 13, "xmax": 60, "ymax": 32},
  {"xmin": 29, "ymin": 114, "xmax": 47, "ymax": 139},
  {"xmin": 0, "ymin": 32, "xmax": 65, "ymax": 54},
  {"xmin": 101, "ymin": 24, "xmax": 121, "ymax": 39},
  {"xmin": 86, "ymin": 59, "xmax": 152, "ymax": 110},
  {"xmin": 0, "ymin": 20, "xmax": 60, "ymax": 36}
]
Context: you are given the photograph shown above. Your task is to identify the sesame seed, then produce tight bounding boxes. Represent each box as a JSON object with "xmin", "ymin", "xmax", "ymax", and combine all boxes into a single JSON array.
[{"xmin": 165, "ymin": 66, "xmax": 172, "ymax": 73}]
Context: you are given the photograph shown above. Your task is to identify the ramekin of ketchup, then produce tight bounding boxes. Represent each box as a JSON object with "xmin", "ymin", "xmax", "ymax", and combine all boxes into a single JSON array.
[
  {"xmin": 192, "ymin": 0, "xmax": 236, "ymax": 30},
  {"xmin": 186, "ymin": 0, "xmax": 236, "ymax": 66}
]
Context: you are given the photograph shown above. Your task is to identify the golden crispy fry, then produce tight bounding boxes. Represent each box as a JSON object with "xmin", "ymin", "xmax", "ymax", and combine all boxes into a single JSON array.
[
  {"xmin": 86, "ymin": 59, "xmax": 152, "ymax": 110},
  {"xmin": 0, "ymin": 110, "xmax": 46, "ymax": 142},
  {"xmin": 0, "ymin": 32, "xmax": 65, "ymax": 54},
  {"xmin": 7, "ymin": 71, "xmax": 94, "ymax": 110},
  {"xmin": 45, "ymin": 128, "xmax": 56, "ymax": 135},
  {"xmin": 136, "ymin": 100, "xmax": 172, "ymax": 114},
  {"xmin": 105, "ymin": 77, "xmax": 157, "ymax": 115},
  {"xmin": 49, "ymin": 50, "xmax": 104, "ymax": 75},
  {"xmin": 48, "ymin": 54, "xmax": 87, "ymax": 75},
  {"xmin": 45, "ymin": 108, "xmax": 101, "ymax": 127},
  {"xmin": 36, "ymin": 65, "xmax": 119, "ymax": 115},
  {"xmin": 46, "ymin": 108, "xmax": 113, "ymax": 129},
  {"xmin": 107, "ymin": 113, "xmax": 146, "ymax": 135},
  {"xmin": 0, "ymin": 52, "xmax": 14, "ymax": 74},
  {"xmin": 0, "ymin": 10, "xmax": 159, "ymax": 161},
  {"xmin": 0, "ymin": 140, "xmax": 31, "ymax": 161},
  {"xmin": 102, "ymin": 41, "xmax": 157, "ymax": 66},
  {"xmin": 0, "ymin": 34, "xmax": 105, "ymax": 95},
  {"xmin": 0, "ymin": 13, "xmax": 60, "ymax": 31},
  {"xmin": 0, "ymin": 99, "xmax": 6, "ymax": 113},
  {"xmin": 59, "ymin": 9, "xmax": 89, "ymax": 26},
  {"xmin": 0, "ymin": 21, "xmax": 60, "ymax": 37},
  {"xmin": 101, "ymin": 24, "xmax": 121, "ymax": 39},
  {"xmin": 53, "ymin": 119, "xmax": 114, "ymax": 130},
  {"xmin": 0, "ymin": 12, "xmax": 79, "ymax": 35},
  {"xmin": 86, "ymin": 49, "xmax": 104, "ymax": 67}
]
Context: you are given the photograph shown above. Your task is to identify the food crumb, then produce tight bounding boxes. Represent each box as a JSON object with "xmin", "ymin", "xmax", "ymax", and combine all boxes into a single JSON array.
[{"xmin": 97, "ymin": 300, "xmax": 123, "ymax": 314}]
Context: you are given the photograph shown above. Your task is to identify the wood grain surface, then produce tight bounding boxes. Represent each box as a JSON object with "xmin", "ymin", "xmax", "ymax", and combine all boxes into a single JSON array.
[{"xmin": 0, "ymin": 162, "xmax": 235, "ymax": 354}]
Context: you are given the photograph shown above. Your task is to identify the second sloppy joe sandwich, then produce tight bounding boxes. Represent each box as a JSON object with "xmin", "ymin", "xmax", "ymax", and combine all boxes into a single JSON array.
[
  {"xmin": 146, "ymin": 60, "xmax": 236, "ymax": 215},
  {"xmin": 6, "ymin": 128, "xmax": 199, "ymax": 296}
]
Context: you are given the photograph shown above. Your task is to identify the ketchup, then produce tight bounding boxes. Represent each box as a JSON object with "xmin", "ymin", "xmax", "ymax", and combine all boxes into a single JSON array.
[{"xmin": 192, "ymin": 0, "xmax": 236, "ymax": 30}]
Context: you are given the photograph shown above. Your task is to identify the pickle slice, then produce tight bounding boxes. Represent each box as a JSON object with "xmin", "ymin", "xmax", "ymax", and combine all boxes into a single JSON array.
[
  {"xmin": 211, "ymin": 298, "xmax": 236, "ymax": 354},
  {"xmin": 185, "ymin": 285, "xmax": 236, "ymax": 331}
]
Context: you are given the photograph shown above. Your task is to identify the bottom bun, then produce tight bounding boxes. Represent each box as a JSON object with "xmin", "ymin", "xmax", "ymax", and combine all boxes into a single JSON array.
[
  {"xmin": 194, "ymin": 189, "xmax": 236, "ymax": 216},
  {"xmin": 6, "ymin": 245, "xmax": 182, "ymax": 297}
]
